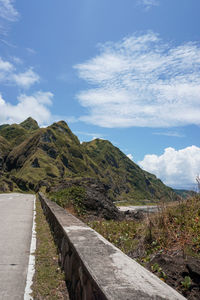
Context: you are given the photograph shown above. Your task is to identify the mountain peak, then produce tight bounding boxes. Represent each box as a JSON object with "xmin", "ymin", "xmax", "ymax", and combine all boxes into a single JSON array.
[
  {"xmin": 49, "ymin": 120, "xmax": 80, "ymax": 144},
  {"xmin": 54, "ymin": 120, "xmax": 71, "ymax": 129},
  {"xmin": 20, "ymin": 117, "xmax": 39, "ymax": 131}
]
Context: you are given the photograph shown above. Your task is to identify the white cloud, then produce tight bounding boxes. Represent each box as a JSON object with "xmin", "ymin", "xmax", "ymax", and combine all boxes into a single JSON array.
[
  {"xmin": 75, "ymin": 32, "xmax": 200, "ymax": 128},
  {"xmin": 26, "ymin": 48, "xmax": 36, "ymax": 55},
  {"xmin": 0, "ymin": 56, "xmax": 13, "ymax": 72},
  {"xmin": 127, "ymin": 154, "xmax": 133, "ymax": 161},
  {"xmin": 0, "ymin": 0, "xmax": 19, "ymax": 21},
  {"xmin": 0, "ymin": 38, "xmax": 16, "ymax": 47},
  {"xmin": 75, "ymin": 131, "xmax": 104, "ymax": 140},
  {"xmin": 138, "ymin": 0, "xmax": 159, "ymax": 10},
  {"xmin": 152, "ymin": 131, "xmax": 184, "ymax": 138},
  {"xmin": 0, "ymin": 91, "xmax": 53, "ymax": 126},
  {"xmin": 11, "ymin": 56, "xmax": 23, "ymax": 64},
  {"xmin": 138, "ymin": 146, "xmax": 200, "ymax": 189},
  {"xmin": 12, "ymin": 68, "xmax": 40, "ymax": 88},
  {"xmin": 0, "ymin": 57, "xmax": 40, "ymax": 88}
]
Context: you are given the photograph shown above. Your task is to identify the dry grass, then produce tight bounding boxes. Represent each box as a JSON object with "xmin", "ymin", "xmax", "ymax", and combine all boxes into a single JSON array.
[
  {"xmin": 88, "ymin": 195, "xmax": 200, "ymax": 260},
  {"xmin": 32, "ymin": 198, "xmax": 69, "ymax": 300},
  {"xmin": 145, "ymin": 195, "xmax": 200, "ymax": 256}
]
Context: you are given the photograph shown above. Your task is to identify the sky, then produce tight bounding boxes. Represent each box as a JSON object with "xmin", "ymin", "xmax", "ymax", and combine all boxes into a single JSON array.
[{"xmin": 0, "ymin": 0, "xmax": 200, "ymax": 190}]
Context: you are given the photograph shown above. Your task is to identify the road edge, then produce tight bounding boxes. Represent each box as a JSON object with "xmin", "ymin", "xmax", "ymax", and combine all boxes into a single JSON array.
[{"xmin": 24, "ymin": 195, "xmax": 36, "ymax": 300}]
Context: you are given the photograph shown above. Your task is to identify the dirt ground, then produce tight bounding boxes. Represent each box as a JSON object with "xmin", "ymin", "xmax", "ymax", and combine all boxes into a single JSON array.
[{"xmin": 146, "ymin": 252, "xmax": 200, "ymax": 299}]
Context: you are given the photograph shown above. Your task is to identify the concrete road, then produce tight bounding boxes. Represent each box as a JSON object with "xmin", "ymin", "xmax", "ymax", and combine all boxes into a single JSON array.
[{"xmin": 0, "ymin": 193, "xmax": 35, "ymax": 300}]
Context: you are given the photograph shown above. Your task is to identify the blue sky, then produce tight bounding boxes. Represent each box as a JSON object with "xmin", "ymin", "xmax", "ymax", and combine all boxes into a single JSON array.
[{"xmin": 0, "ymin": 0, "xmax": 200, "ymax": 190}]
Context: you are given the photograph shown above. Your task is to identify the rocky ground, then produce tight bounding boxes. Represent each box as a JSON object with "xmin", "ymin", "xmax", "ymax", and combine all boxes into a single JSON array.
[
  {"xmin": 49, "ymin": 177, "xmax": 122, "ymax": 220},
  {"xmin": 146, "ymin": 252, "xmax": 200, "ymax": 299}
]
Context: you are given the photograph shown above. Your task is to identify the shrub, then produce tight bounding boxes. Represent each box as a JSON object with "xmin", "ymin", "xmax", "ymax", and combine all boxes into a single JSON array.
[{"xmin": 49, "ymin": 186, "xmax": 86, "ymax": 215}]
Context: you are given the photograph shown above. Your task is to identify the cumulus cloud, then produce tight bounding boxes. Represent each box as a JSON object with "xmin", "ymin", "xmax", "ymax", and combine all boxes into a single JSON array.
[
  {"xmin": 75, "ymin": 32, "xmax": 200, "ymax": 128},
  {"xmin": 0, "ymin": 56, "xmax": 13, "ymax": 72},
  {"xmin": 0, "ymin": 91, "xmax": 53, "ymax": 126},
  {"xmin": 12, "ymin": 68, "xmax": 40, "ymax": 88},
  {"xmin": 0, "ymin": 57, "xmax": 40, "ymax": 88},
  {"xmin": 138, "ymin": 146, "xmax": 200, "ymax": 189},
  {"xmin": 127, "ymin": 154, "xmax": 133, "ymax": 161},
  {"xmin": 0, "ymin": 0, "xmax": 19, "ymax": 21}
]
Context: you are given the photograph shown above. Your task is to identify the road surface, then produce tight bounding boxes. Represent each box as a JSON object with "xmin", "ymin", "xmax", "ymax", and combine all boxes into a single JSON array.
[{"xmin": 0, "ymin": 193, "xmax": 35, "ymax": 300}]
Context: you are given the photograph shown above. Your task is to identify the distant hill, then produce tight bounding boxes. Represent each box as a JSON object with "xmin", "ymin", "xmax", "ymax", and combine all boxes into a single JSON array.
[
  {"xmin": 0, "ymin": 118, "xmax": 178, "ymax": 204},
  {"xmin": 173, "ymin": 189, "xmax": 196, "ymax": 199}
]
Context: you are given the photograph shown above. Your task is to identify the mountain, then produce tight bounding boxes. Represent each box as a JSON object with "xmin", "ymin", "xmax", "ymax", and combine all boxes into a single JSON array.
[
  {"xmin": 2, "ymin": 120, "xmax": 97, "ymax": 191},
  {"xmin": 0, "ymin": 136, "xmax": 11, "ymax": 171},
  {"xmin": 20, "ymin": 117, "xmax": 39, "ymax": 131},
  {"xmin": 82, "ymin": 139, "xmax": 175, "ymax": 204},
  {"xmin": 0, "ymin": 118, "xmax": 178, "ymax": 204},
  {"xmin": 0, "ymin": 117, "xmax": 39, "ymax": 147},
  {"xmin": 173, "ymin": 189, "xmax": 196, "ymax": 199}
]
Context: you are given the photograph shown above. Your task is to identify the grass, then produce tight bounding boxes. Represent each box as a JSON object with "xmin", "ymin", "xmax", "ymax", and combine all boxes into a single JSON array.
[
  {"xmin": 88, "ymin": 195, "xmax": 200, "ymax": 297},
  {"xmin": 89, "ymin": 195, "xmax": 200, "ymax": 259},
  {"xmin": 32, "ymin": 198, "xmax": 69, "ymax": 300},
  {"xmin": 1, "ymin": 118, "xmax": 178, "ymax": 204},
  {"xmin": 49, "ymin": 186, "xmax": 86, "ymax": 216},
  {"xmin": 145, "ymin": 195, "xmax": 200, "ymax": 256},
  {"xmin": 87, "ymin": 195, "xmax": 200, "ymax": 299},
  {"xmin": 31, "ymin": 191, "xmax": 200, "ymax": 299},
  {"xmin": 82, "ymin": 138, "xmax": 177, "ymax": 204},
  {"xmin": 88, "ymin": 219, "xmax": 142, "ymax": 255},
  {"xmin": 0, "ymin": 123, "xmax": 31, "ymax": 146}
]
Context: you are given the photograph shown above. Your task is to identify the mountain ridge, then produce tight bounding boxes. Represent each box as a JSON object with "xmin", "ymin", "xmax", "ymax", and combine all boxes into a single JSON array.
[{"xmin": 0, "ymin": 117, "xmax": 178, "ymax": 204}]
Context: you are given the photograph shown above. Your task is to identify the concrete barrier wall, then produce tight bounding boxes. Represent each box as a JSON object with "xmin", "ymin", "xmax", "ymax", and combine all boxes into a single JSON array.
[{"xmin": 38, "ymin": 192, "xmax": 186, "ymax": 300}]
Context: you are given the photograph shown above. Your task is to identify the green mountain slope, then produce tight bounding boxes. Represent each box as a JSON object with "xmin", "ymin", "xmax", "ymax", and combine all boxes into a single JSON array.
[
  {"xmin": 82, "ymin": 139, "xmax": 176, "ymax": 204},
  {"xmin": 0, "ymin": 118, "xmax": 178, "ymax": 203},
  {"xmin": 0, "ymin": 118, "xmax": 39, "ymax": 146},
  {"xmin": 0, "ymin": 136, "xmax": 11, "ymax": 171},
  {"xmin": 20, "ymin": 117, "xmax": 39, "ymax": 131},
  {"xmin": 3, "ymin": 120, "xmax": 98, "ymax": 191}
]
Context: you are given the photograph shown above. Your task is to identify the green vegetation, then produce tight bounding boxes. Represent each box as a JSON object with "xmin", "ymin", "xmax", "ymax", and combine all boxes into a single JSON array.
[
  {"xmin": 88, "ymin": 195, "xmax": 200, "ymax": 297},
  {"xmin": 181, "ymin": 276, "xmax": 192, "ymax": 290},
  {"xmin": 0, "ymin": 118, "xmax": 197, "ymax": 296},
  {"xmin": 0, "ymin": 123, "xmax": 31, "ymax": 146},
  {"xmin": 173, "ymin": 189, "xmax": 196, "ymax": 199},
  {"xmin": 89, "ymin": 195, "xmax": 200, "ymax": 258},
  {"xmin": 49, "ymin": 186, "xmax": 86, "ymax": 215},
  {"xmin": 151, "ymin": 263, "xmax": 167, "ymax": 281},
  {"xmin": 145, "ymin": 196, "xmax": 200, "ymax": 255},
  {"xmin": 88, "ymin": 219, "xmax": 141, "ymax": 254},
  {"xmin": 32, "ymin": 198, "xmax": 69, "ymax": 300},
  {"xmin": 0, "ymin": 117, "xmax": 178, "ymax": 204},
  {"xmin": 20, "ymin": 117, "xmax": 39, "ymax": 131},
  {"xmin": 0, "ymin": 136, "xmax": 11, "ymax": 154},
  {"xmin": 83, "ymin": 138, "xmax": 177, "ymax": 203},
  {"xmin": 88, "ymin": 218, "xmax": 145, "ymax": 260}
]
